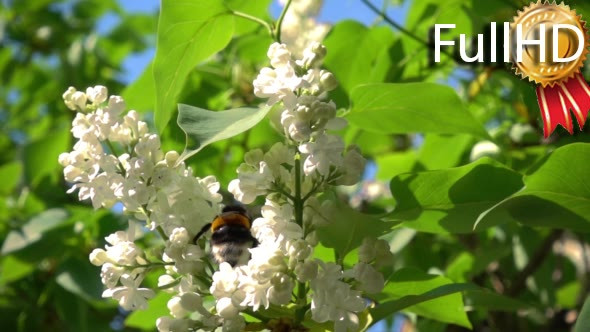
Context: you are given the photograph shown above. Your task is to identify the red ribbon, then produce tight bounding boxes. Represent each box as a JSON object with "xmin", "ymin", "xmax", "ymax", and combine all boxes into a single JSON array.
[{"xmin": 535, "ymin": 73, "xmax": 590, "ymax": 138}]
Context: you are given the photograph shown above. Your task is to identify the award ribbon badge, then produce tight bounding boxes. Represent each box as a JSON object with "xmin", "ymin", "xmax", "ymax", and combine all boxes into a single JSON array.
[{"xmin": 511, "ymin": 1, "xmax": 590, "ymax": 137}]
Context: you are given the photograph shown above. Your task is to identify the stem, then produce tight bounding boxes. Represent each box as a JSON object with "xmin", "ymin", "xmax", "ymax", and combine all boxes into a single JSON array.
[
  {"xmin": 295, "ymin": 282, "xmax": 307, "ymax": 324},
  {"xmin": 230, "ymin": 10, "xmax": 273, "ymax": 37},
  {"xmin": 275, "ymin": 0, "xmax": 293, "ymax": 43},
  {"xmin": 244, "ymin": 309, "xmax": 269, "ymax": 322},
  {"xmin": 292, "ymin": 152, "xmax": 308, "ymax": 325},
  {"xmin": 274, "ymin": 185, "xmax": 297, "ymax": 202},
  {"xmin": 156, "ymin": 226, "xmax": 168, "ymax": 240},
  {"xmin": 294, "ymin": 154, "xmax": 303, "ymax": 227},
  {"xmin": 105, "ymin": 139, "xmax": 119, "ymax": 156},
  {"xmin": 104, "ymin": 139, "xmax": 128, "ymax": 176}
]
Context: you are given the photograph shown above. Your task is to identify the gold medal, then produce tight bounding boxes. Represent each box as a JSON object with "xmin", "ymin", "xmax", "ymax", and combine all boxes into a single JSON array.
[{"xmin": 511, "ymin": 1, "xmax": 589, "ymax": 88}]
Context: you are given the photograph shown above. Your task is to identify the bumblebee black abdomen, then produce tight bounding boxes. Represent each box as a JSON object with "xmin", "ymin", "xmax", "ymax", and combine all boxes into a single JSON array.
[
  {"xmin": 211, "ymin": 225, "xmax": 257, "ymax": 266},
  {"xmin": 193, "ymin": 205, "xmax": 258, "ymax": 267}
]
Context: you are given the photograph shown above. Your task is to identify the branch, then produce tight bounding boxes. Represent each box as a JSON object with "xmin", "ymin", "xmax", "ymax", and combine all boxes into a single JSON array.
[
  {"xmin": 360, "ymin": 0, "xmax": 427, "ymax": 47},
  {"xmin": 506, "ymin": 229, "xmax": 564, "ymax": 296},
  {"xmin": 275, "ymin": 0, "xmax": 293, "ymax": 43}
]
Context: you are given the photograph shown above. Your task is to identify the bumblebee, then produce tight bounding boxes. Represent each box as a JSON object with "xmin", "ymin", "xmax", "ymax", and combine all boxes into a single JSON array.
[{"xmin": 194, "ymin": 205, "xmax": 258, "ymax": 267}]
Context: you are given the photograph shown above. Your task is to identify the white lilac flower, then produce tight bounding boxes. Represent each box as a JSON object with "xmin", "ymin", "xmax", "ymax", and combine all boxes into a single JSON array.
[
  {"xmin": 267, "ymin": 43, "xmax": 292, "ymax": 68},
  {"xmin": 221, "ymin": 316, "xmax": 246, "ymax": 332},
  {"xmin": 299, "ymin": 134, "xmax": 345, "ymax": 176},
  {"xmin": 99, "ymin": 263, "xmax": 125, "ymax": 288},
  {"xmin": 66, "ymin": 39, "xmax": 379, "ymax": 331},
  {"xmin": 89, "ymin": 232, "xmax": 139, "ymax": 266},
  {"xmin": 469, "ymin": 140, "xmax": 501, "ymax": 161},
  {"xmin": 86, "ymin": 85, "xmax": 108, "ymax": 104},
  {"xmin": 102, "ymin": 274, "xmax": 155, "ymax": 311},
  {"xmin": 156, "ymin": 316, "xmax": 190, "ymax": 332},
  {"xmin": 296, "ymin": 42, "xmax": 327, "ymax": 69},
  {"xmin": 61, "ymin": 86, "xmax": 230, "ymax": 328},
  {"xmin": 358, "ymin": 237, "xmax": 394, "ymax": 268},
  {"xmin": 294, "ymin": 259, "xmax": 319, "ymax": 282},
  {"xmin": 63, "ymin": 87, "xmax": 88, "ymax": 111},
  {"xmin": 310, "ymin": 262, "xmax": 367, "ymax": 332},
  {"xmin": 251, "ymin": 201, "xmax": 302, "ymax": 246},
  {"xmin": 253, "ymin": 64, "xmax": 302, "ymax": 109},
  {"xmin": 211, "ymin": 263, "xmax": 240, "ymax": 299},
  {"xmin": 352, "ymin": 262, "xmax": 385, "ymax": 294},
  {"xmin": 332, "ymin": 146, "xmax": 366, "ymax": 186},
  {"xmin": 229, "ymin": 144, "xmax": 296, "ymax": 204}
]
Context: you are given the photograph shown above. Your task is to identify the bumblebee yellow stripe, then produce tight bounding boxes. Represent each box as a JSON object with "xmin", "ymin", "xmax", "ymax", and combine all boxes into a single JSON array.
[{"xmin": 211, "ymin": 212, "xmax": 251, "ymax": 231}]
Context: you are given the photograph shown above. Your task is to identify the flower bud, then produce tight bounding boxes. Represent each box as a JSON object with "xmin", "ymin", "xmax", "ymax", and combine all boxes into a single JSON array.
[
  {"xmin": 71, "ymin": 91, "xmax": 88, "ymax": 111},
  {"xmin": 295, "ymin": 260, "xmax": 318, "ymax": 282},
  {"xmin": 164, "ymin": 151, "xmax": 179, "ymax": 166},
  {"xmin": 108, "ymin": 95, "xmax": 126, "ymax": 116},
  {"xmin": 156, "ymin": 316, "xmax": 189, "ymax": 332},
  {"xmin": 470, "ymin": 140, "xmax": 500, "ymax": 161},
  {"xmin": 179, "ymin": 292, "xmax": 204, "ymax": 312},
  {"xmin": 62, "ymin": 87, "xmax": 77, "ymax": 110},
  {"xmin": 158, "ymin": 274, "xmax": 176, "ymax": 289},
  {"xmin": 169, "ymin": 227, "xmax": 189, "ymax": 246},
  {"xmin": 167, "ymin": 296, "xmax": 188, "ymax": 318},
  {"xmin": 58, "ymin": 153, "xmax": 70, "ymax": 166},
  {"xmin": 86, "ymin": 85, "xmax": 108, "ymax": 104},
  {"xmin": 89, "ymin": 249, "xmax": 108, "ymax": 266},
  {"xmin": 319, "ymin": 70, "xmax": 338, "ymax": 91}
]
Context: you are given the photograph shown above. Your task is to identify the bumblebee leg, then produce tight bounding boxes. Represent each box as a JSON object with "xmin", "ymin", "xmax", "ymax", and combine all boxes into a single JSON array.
[{"xmin": 193, "ymin": 223, "xmax": 212, "ymax": 244}]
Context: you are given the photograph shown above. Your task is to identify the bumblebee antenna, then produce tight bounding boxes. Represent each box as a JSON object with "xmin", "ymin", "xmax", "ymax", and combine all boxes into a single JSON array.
[{"xmin": 193, "ymin": 223, "xmax": 212, "ymax": 244}]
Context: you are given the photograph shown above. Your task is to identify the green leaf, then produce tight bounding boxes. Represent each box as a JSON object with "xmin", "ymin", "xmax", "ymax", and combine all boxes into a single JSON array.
[
  {"xmin": 177, "ymin": 104, "xmax": 271, "ymax": 163},
  {"xmin": 557, "ymin": 281, "xmax": 581, "ymax": 309},
  {"xmin": 476, "ymin": 143, "xmax": 590, "ymax": 232},
  {"xmin": 385, "ymin": 157, "xmax": 524, "ymax": 233},
  {"xmin": 56, "ymin": 257, "xmax": 104, "ymax": 303},
  {"xmin": 0, "ymin": 162, "xmax": 22, "ymax": 195},
  {"xmin": 373, "ymin": 268, "xmax": 474, "ymax": 328},
  {"xmin": 316, "ymin": 200, "xmax": 397, "ymax": 260},
  {"xmin": 348, "ymin": 83, "xmax": 489, "ymax": 138},
  {"xmin": 375, "ymin": 151, "xmax": 416, "ymax": 181},
  {"xmin": 24, "ymin": 126, "xmax": 70, "ymax": 187},
  {"xmin": 323, "ymin": 21, "xmax": 395, "ymax": 94},
  {"xmin": 122, "ymin": 61, "xmax": 155, "ymax": 112},
  {"xmin": 418, "ymin": 134, "xmax": 473, "ymax": 170},
  {"xmin": 0, "ymin": 256, "xmax": 35, "ymax": 284},
  {"xmin": 154, "ymin": 0, "xmax": 234, "ymax": 133},
  {"xmin": 54, "ymin": 286, "xmax": 90, "ymax": 332},
  {"xmin": 575, "ymin": 295, "xmax": 590, "ymax": 332},
  {"xmin": 1, "ymin": 208, "xmax": 69, "ymax": 255},
  {"xmin": 126, "ymin": 292, "xmax": 172, "ymax": 329}
]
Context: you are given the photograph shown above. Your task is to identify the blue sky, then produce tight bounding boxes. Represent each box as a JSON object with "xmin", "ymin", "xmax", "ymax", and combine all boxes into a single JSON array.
[{"xmin": 108, "ymin": 0, "xmax": 410, "ymax": 84}]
